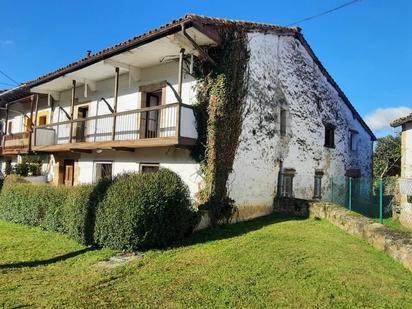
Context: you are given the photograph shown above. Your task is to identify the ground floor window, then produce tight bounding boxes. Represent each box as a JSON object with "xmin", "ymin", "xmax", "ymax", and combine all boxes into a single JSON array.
[
  {"xmin": 281, "ymin": 168, "xmax": 295, "ymax": 198},
  {"xmin": 313, "ymin": 170, "xmax": 324, "ymax": 199},
  {"xmin": 140, "ymin": 163, "xmax": 160, "ymax": 173},
  {"xmin": 94, "ymin": 161, "xmax": 113, "ymax": 182}
]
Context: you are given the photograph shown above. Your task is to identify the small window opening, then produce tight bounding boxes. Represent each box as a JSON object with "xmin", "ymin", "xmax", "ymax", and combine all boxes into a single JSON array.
[
  {"xmin": 324, "ymin": 124, "xmax": 335, "ymax": 148},
  {"xmin": 281, "ymin": 168, "xmax": 295, "ymax": 197},
  {"xmin": 140, "ymin": 163, "xmax": 160, "ymax": 173},
  {"xmin": 94, "ymin": 161, "xmax": 113, "ymax": 182},
  {"xmin": 280, "ymin": 109, "xmax": 287, "ymax": 136},
  {"xmin": 349, "ymin": 130, "xmax": 358, "ymax": 151},
  {"xmin": 313, "ymin": 170, "xmax": 324, "ymax": 199}
]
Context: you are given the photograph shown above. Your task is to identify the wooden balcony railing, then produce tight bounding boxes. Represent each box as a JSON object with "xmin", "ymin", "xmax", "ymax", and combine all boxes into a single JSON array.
[
  {"xmin": 1, "ymin": 132, "xmax": 31, "ymax": 155},
  {"xmin": 32, "ymin": 103, "xmax": 197, "ymax": 152}
]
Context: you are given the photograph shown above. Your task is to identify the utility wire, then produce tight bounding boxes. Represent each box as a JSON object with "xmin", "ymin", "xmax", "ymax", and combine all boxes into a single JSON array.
[
  {"xmin": 287, "ymin": 0, "xmax": 362, "ymax": 26},
  {"xmin": 0, "ymin": 69, "xmax": 19, "ymax": 85}
]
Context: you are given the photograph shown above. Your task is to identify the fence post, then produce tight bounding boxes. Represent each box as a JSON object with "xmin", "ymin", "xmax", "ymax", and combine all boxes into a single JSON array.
[
  {"xmin": 348, "ymin": 177, "xmax": 352, "ymax": 211},
  {"xmin": 330, "ymin": 176, "xmax": 334, "ymax": 203},
  {"xmin": 379, "ymin": 178, "xmax": 383, "ymax": 224}
]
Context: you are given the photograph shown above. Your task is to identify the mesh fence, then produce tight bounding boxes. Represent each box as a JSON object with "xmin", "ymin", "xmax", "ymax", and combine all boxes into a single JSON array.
[
  {"xmin": 325, "ymin": 177, "xmax": 396, "ymax": 219},
  {"xmin": 286, "ymin": 174, "xmax": 398, "ymax": 220}
]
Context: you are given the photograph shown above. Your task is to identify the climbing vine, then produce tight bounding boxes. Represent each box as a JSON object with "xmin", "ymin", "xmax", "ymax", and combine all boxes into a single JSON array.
[{"xmin": 191, "ymin": 28, "xmax": 250, "ymax": 224}]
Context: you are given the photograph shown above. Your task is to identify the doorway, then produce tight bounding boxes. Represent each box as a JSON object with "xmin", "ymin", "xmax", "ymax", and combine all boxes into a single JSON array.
[
  {"xmin": 141, "ymin": 91, "xmax": 161, "ymax": 138},
  {"xmin": 63, "ymin": 159, "xmax": 75, "ymax": 186},
  {"xmin": 76, "ymin": 105, "xmax": 89, "ymax": 142}
]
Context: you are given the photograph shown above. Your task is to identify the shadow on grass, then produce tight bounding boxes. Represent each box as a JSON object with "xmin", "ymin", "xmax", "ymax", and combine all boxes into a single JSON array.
[
  {"xmin": 0, "ymin": 247, "xmax": 93, "ymax": 270},
  {"xmin": 181, "ymin": 212, "xmax": 304, "ymax": 247}
]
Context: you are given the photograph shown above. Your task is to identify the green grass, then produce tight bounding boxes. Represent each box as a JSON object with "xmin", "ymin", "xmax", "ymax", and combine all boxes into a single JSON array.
[
  {"xmin": 1, "ymin": 215, "xmax": 412, "ymax": 308},
  {"xmin": 383, "ymin": 217, "xmax": 412, "ymax": 238}
]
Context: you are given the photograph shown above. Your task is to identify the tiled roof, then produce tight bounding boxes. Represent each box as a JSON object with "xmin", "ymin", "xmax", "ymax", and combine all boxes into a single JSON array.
[
  {"xmin": 25, "ymin": 14, "xmax": 298, "ymax": 88},
  {"xmin": 0, "ymin": 14, "xmax": 375, "ymax": 139},
  {"xmin": 391, "ymin": 113, "xmax": 412, "ymax": 127}
]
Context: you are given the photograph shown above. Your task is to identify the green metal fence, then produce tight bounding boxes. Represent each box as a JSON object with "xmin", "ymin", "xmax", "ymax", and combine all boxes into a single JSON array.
[{"xmin": 326, "ymin": 176, "xmax": 396, "ymax": 223}]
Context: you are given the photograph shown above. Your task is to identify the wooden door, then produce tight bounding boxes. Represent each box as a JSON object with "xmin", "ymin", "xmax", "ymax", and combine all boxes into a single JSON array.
[
  {"xmin": 63, "ymin": 160, "xmax": 75, "ymax": 186},
  {"xmin": 140, "ymin": 91, "xmax": 160, "ymax": 138}
]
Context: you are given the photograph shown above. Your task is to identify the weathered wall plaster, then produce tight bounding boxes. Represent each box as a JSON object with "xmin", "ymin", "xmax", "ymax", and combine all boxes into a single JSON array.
[
  {"xmin": 400, "ymin": 122, "xmax": 412, "ymax": 229},
  {"xmin": 228, "ymin": 32, "xmax": 373, "ymax": 213}
]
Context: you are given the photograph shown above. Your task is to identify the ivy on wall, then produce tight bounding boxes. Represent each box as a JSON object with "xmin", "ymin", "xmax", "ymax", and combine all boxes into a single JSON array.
[{"xmin": 191, "ymin": 28, "xmax": 250, "ymax": 224}]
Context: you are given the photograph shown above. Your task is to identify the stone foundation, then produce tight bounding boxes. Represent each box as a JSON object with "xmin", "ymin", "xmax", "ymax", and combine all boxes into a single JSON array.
[
  {"xmin": 310, "ymin": 202, "xmax": 412, "ymax": 272},
  {"xmin": 400, "ymin": 204, "xmax": 412, "ymax": 230}
]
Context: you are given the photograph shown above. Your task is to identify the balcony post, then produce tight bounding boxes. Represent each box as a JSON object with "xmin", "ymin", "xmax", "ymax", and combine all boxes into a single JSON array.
[
  {"xmin": 69, "ymin": 80, "xmax": 76, "ymax": 143},
  {"xmin": 33, "ymin": 94, "xmax": 39, "ymax": 147},
  {"xmin": 2, "ymin": 103, "xmax": 9, "ymax": 151},
  {"xmin": 112, "ymin": 67, "xmax": 119, "ymax": 141},
  {"xmin": 176, "ymin": 48, "xmax": 185, "ymax": 139}
]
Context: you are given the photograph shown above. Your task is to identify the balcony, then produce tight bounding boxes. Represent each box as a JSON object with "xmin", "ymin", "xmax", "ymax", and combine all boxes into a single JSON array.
[
  {"xmin": 1, "ymin": 132, "xmax": 31, "ymax": 155},
  {"xmin": 32, "ymin": 102, "xmax": 197, "ymax": 153}
]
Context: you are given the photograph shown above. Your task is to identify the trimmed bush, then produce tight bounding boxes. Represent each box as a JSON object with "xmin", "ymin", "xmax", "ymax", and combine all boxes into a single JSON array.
[
  {"xmin": 63, "ymin": 178, "xmax": 112, "ymax": 245},
  {"xmin": 0, "ymin": 176, "xmax": 68, "ymax": 228},
  {"xmin": 95, "ymin": 169, "xmax": 198, "ymax": 250}
]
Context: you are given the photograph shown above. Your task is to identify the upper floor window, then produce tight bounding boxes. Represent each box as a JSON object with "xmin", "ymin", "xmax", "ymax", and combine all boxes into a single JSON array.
[
  {"xmin": 324, "ymin": 124, "xmax": 335, "ymax": 148},
  {"xmin": 280, "ymin": 109, "xmax": 287, "ymax": 136},
  {"xmin": 349, "ymin": 130, "xmax": 358, "ymax": 151}
]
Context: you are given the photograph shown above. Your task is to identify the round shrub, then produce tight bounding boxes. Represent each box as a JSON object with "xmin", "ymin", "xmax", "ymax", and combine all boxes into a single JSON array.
[
  {"xmin": 95, "ymin": 169, "xmax": 198, "ymax": 250},
  {"xmin": 63, "ymin": 178, "xmax": 112, "ymax": 245}
]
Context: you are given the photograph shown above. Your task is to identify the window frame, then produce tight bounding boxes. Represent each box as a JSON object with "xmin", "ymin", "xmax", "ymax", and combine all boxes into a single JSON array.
[
  {"xmin": 280, "ymin": 108, "xmax": 287, "ymax": 137},
  {"xmin": 324, "ymin": 123, "xmax": 335, "ymax": 148},
  {"xmin": 139, "ymin": 163, "xmax": 160, "ymax": 173},
  {"xmin": 349, "ymin": 129, "xmax": 358, "ymax": 152},
  {"xmin": 280, "ymin": 168, "xmax": 295, "ymax": 198},
  {"xmin": 313, "ymin": 170, "xmax": 324, "ymax": 199},
  {"xmin": 93, "ymin": 161, "xmax": 113, "ymax": 183}
]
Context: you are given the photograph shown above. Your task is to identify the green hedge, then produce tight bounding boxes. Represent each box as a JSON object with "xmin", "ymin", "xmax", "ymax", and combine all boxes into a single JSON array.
[
  {"xmin": 95, "ymin": 169, "xmax": 199, "ymax": 250},
  {"xmin": 0, "ymin": 170, "xmax": 198, "ymax": 250},
  {"xmin": 62, "ymin": 178, "xmax": 111, "ymax": 245},
  {"xmin": 0, "ymin": 176, "xmax": 68, "ymax": 228}
]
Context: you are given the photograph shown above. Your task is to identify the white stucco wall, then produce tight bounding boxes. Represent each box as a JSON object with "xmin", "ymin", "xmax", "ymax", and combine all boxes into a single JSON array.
[
  {"xmin": 228, "ymin": 32, "xmax": 374, "ymax": 208},
  {"xmin": 400, "ymin": 122, "xmax": 412, "ymax": 228},
  {"xmin": 71, "ymin": 147, "xmax": 201, "ymax": 198}
]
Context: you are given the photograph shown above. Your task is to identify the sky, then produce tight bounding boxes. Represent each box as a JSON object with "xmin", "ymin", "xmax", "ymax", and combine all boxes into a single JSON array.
[{"xmin": 1, "ymin": 0, "xmax": 411, "ymax": 137}]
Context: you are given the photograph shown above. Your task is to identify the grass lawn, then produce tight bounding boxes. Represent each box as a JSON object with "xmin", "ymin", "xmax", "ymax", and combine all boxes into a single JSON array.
[
  {"xmin": 1, "ymin": 215, "xmax": 412, "ymax": 308},
  {"xmin": 383, "ymin": 217, "xmax": 412, "ymax": 238}
]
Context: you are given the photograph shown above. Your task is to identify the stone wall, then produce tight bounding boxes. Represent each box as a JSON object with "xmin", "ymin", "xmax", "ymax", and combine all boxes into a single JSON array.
[
  {"xmin": 227, "ymin": 31, "xmax": 373, "ymax": 214},
  {"xmin": 310, "ymin": 202, "xmax": 412, "ymax": 272}
]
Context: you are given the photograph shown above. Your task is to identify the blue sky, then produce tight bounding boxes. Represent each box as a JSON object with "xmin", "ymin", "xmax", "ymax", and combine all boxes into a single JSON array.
[{"xmin": 1, "ymin": 0, "xmax": 411, "ymax": 136}]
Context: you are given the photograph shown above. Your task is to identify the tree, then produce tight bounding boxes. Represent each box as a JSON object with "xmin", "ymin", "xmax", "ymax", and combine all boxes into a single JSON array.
[{"xmin": 373, "ymin": 134, "xmax": 401, "ymax": 179}]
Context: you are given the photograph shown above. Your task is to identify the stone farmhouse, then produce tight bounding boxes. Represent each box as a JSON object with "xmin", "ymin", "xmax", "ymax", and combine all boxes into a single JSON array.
[
  {"xmin": 0, "ymin": 14, "xmax": 375, "ymax": 220},
  {"xmin": 391, "ymin": 114, "xmax": 412, "ymax": 229}
]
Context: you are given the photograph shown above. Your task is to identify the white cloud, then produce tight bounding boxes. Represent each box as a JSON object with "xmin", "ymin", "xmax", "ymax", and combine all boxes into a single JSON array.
[
  {"xmin": 0, "ymin": 40, "xmax": 14, "ymax": 46},
  {"xmin": 365, "ymin": 106, "xmax": 412, "ymax": 132}
]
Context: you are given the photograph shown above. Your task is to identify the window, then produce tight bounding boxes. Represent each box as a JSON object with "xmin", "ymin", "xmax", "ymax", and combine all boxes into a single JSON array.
[
  {"xmin": 324, "ymin": 124, "xmax": 335, "ymax": 148},
  {"xmin": 349, "ymin": 130, "xmax": 358, "ymax": 151},
  {"xmin": 94, "ymin": 162, "xmax": 113, "ymax": 182},
  {"xmin": 313, "ymin": 170, "xmax": 324, "ymax": 199},
  {"xmin": 140, "ymin": 163, "xmax": 160, "ymax": 173},
  {"xmin": 280, "ymin": 109, "xmax": 287, "ymax": 136},
  {"xmin": 281, "ymin": 168, "xmax": 295, "ymax": 197},
  {"xmin": 38, "ymin": 115, "xmax": 47, "ymax": 126}
]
